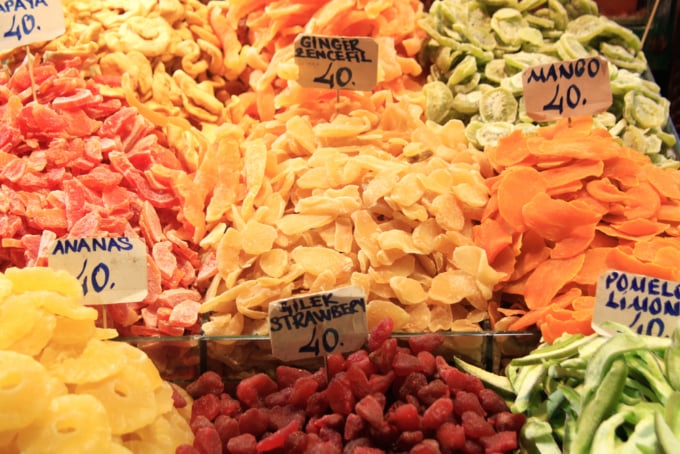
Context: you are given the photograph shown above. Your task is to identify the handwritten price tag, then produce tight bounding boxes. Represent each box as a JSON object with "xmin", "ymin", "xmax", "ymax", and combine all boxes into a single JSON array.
[
  {"xmin": 268, "ymin": 286, "xmax": 368, "ymax": 362},
  {"xmin": 593, "ymin": 269, "xmax": 680, "ymax": 338},
  {"xmin": 0, "ymin": 0, "xmax": 65, "ymax": 51},
  {"xmin": 522, "ymin": 56, "xmax": 612, "ymax": 122},
  {"xmin": 48, "ymin": 237, "xmax": 147, "ymax": 305},
  {"xmin": 294, "ymin": 34, "xmax": 378, "ymax": 92}
]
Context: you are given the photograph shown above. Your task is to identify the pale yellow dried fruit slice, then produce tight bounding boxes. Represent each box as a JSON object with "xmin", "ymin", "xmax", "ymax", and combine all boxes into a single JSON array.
[
  {"xmin": 0, "ymin": 351, "xmax": 51, "ymax": 431},
  {"xmin": 76, "ymin": 364, "xmax": 157, "ymax": 435},
  {"xmin": 4, "ymin": 267, "xmax": 82, "ymax": 300},
  {"xmin": 45, "ymin": 338, "xmax": 127, "ymax": 385},
  {"xmin": 17, "ymin": 394, "xmax": 112, "ymax": 454}
]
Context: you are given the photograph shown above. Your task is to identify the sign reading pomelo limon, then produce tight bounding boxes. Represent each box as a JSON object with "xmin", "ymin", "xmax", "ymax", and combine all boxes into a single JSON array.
[
  {"xmin": 522, "ymin": 56, "xmax": 612, "ymax": 122},
  {"xmin": 0, "ymin": 0, "xmax": 65, "ymax": 51},
  {"xmin": 268, "ymin": 286, "xmax": 368, "ymax": 362},
  {"xmin": 48, "ymin": 237, "xmax": 148, "ymax": 305},
  {"xmin": 294, "ymin": 34, "xmax": 378, "ymax": 91},
  {"xmin": 593, "ymin": 269, "xmax": 680, "ymax": 338}
]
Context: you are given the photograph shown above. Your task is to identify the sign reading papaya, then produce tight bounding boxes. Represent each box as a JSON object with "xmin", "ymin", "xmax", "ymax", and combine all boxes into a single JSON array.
[
  {"xmin": 294, "ymin": 34, "xmax": 378, "ymax": 91},
  {"xmin": 522, "ymin": 56, "xmax": 612, "ymax": 122},
  {"xmin": 0, "ymin": 0, "xmax": 65, "ymax": 51},
  {"xmin": 593, "ymin": 269, "xmax": 680, "ymax": 338},
  {"xmin": 48, "ymin": 236, "xmax": 148, "ymax": 306},
  {"xmin": 269, "ymin": 286, "xmax": 368, "ymax": 362}
]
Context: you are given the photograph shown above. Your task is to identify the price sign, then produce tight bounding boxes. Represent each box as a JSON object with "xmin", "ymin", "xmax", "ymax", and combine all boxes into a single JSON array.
[
  {"xmin": 593, "ymin": 269, "xmax": 680, "ymax": 338},
  {"xmin": 0, "ymin": 0, "xmax": 65, "ymax": 51},
  {"xmin": 268, "ymin": 286, "xmax": 368, "ymax": 362},
  {"xmin": 294, "ymin": 34, "xmax": 378, "ymax": 92},
  {"xmin": 522, "ymin": 56, "xmax": 612, "ymax": 122},
  {"xmin": 48, "ymin": 237, "xmax": 147, "ymax": 305}
]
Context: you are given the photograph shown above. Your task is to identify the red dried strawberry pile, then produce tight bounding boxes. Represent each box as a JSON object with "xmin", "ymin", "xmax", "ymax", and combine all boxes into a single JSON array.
[
  {"xmin": 0, "ymin": 57, "xmax": 203, "ymax": 337},
  {"xmin": 178, "ymin": 319, "xmax": 525, "ymax": 454}
]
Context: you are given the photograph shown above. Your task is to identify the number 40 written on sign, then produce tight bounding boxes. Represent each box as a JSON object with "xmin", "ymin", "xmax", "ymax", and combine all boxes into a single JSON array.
[
  {"xmin": 299, "ymin": 325, "xmax": 341, "ymax": 356},
  {"xmin": 313, "ymin": 62, "xmax": 354, "ymax": 89},
  {"xmin": 76, "ymin": 259, "xmax": 115, "ymax": 296},
  {"xmin": 4, "ymin": 13, "xmax": 39, "ymax": 42}
]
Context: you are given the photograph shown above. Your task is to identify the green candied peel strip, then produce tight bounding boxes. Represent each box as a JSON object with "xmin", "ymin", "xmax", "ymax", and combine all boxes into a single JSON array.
[
  {"xmin": 419, "ymin": 0, "xmax": 679, "ymax": 166},
  {"xmin": 501, "ymin": 324, "xmax": 680, "ymax": 454}
]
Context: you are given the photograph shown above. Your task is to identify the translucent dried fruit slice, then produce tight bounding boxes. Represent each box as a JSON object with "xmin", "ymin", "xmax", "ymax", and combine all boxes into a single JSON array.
[
  {"xmin": 7, "ymin": 308, "xmax": 56, "ymax": 357},
  {"xmin": 17, "ymin": 394, "xmax": 112, "ymax": 454},
  {"xmin": 113, "ymin": 341, "xmax": 164, "ymax": 390},
  {"xmin": 564, "ymin": 14, "xmax": 605, "ymax": 44},
  {"xmin": 50, "ymin": 317, "xmax": 96, "ymax": 345},
  {"xmin": 76, "ymin": 364, "xmax": 157, "ymax": 434},
  {"xmin": 37, "ymin": 291, "xmax": 98, "ymax": 321},
  {"xmin": 46, "ymin": 338, "xmax": 127, "ymax": 385},
  {"xmin": 0, "ymin": 295, "xmax": 39, "ymax": 350},
  {"xmin": 4, "ymin": 267, "xmax": 82, "ymax": 300},
  {"xmin": 0, "ymin": 351, "xmax": 51, "ymax": 431},
  {"xmin": 490, "ymin": 8, "xmax": 527, "ymax": 46},
  {"xmin": 479, "ymin": 88, "xmax": 517, "ymax": 123}
]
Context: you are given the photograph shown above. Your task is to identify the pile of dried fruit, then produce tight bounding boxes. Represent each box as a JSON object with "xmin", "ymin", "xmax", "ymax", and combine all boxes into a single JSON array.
[
  {"xmin": 0, "ymin": 266, "xmax": 194, "ymax": 452},
  {"xmin": 0, "ymin": 57, "xmax": 204, "ymax": 338},
  {"xmin": 419, "ymin": 0, "xmax": 678, "ymax": 166},
  {"xmin": 474, "ymin": 117, "xmax": 680, "ymax": 342},
  {"xmin": 178, "ymin": 318, "xmax": 525, "ymax": 453}
]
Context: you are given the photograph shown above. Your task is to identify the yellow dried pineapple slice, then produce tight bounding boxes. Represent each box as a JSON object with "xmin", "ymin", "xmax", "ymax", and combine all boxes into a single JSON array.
[
  {"xmin": 7, "ymin": 309, "xmax": 56, "ymax": 357},
  {"xmin": 114, "ymin": 341, "xmax": 164, "ymax": 390},
  {"xmin": 43, "ymin": 338, "xmax": 127, "ymax": 385},
  {"xmin": 123, "ymin": 409, "xmax": 193, "ymax": 453},
  {"xmin": 4, "ymin": 267, "xmax": 82, "ymax": 300},
  {"xmin": 16, "ymin": 394, "xmax": 112, "ymax": 454},
  {"xmin": 50, "ymin": 316, "xmax": 96, "ymax": 345},
  {"xmin": 153, "ymin": 381, "xmax": 174, "ymax": 416},
  {"xmin": 75, "ymin": 364, "xmax": 157, "ymax": 434},
  {"xmin": 0, "ymin": 351, "xmax": 51, "ymax": 432},
  {"xmin": 35, "ymin": 290, "xmax": 98, "ymax": 321},
  {"xmin": 0, "ymin": 273, "xmax": 12, "ymax": 300},
  {"xmin": 0, "ymin": 295, "xmax": 39, "ymax": 350}
]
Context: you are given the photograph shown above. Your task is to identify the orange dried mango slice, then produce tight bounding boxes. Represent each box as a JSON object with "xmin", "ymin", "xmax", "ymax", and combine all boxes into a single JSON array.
[{"xmin": 496, "ymin": 166, "xmax": 547, "ymax": 231}]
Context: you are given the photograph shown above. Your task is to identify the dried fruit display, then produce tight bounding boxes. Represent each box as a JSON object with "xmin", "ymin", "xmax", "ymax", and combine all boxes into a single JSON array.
[
  {"xmin": 0, "ymin": 266, "xmax": 194, "ymax": 452},
  {"xmin": 0, "ymin": 57, "xmax": 204, "ymax": 338},
  {"xmin": 179, "ymin": 318, "xmax": 525, "ymax": 453}
]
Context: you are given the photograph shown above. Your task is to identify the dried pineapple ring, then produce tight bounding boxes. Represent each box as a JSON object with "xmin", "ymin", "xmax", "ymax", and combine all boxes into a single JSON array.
[
  {"xmin": 0, "ymin": 351, "xmax": 52, "ymax": 432},
  {"xmin": 44, "ymin": 338, "xmax": 127, "ymax": 385},
  {"xmin": 114, "ymin": 341, "xmax": 164, "ymax": 390},
  {"xmin": 17, "ymin": 394, "xmax": 112, "ymax": 454},
  {"xmin": 3, "ymin": 267, "xmax": 81, "ymax": 300},
  {"xmin": 75, "ymin": 364, "xmax": 157, "ymax": 435},
  {"xmin": 6, "ymin": 308, "xmax": 56, "ymax": 357},
  {"xmin": 0, "ymin": 295, "xmax": 39, "ymax": 350}
]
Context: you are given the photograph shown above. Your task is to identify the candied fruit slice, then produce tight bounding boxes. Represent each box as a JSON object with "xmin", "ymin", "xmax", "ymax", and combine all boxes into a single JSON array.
[
  {"xmin": 45, "ymin": 338, "xmax": 127, "ymax": 385},
  {"xmin": 75, "ymin": 364, "xmax": 157, "ymax": 434},
  {"xmin": 0, "ymin": 351, "xmax": 51, "ymax": 431},
  {"xmin": 17, "ymin": 394, "xmax": 112, "ymax": 454},
  {"xmin": 4, "ymin": 267, "xmax": 82, "ymax": 300}
]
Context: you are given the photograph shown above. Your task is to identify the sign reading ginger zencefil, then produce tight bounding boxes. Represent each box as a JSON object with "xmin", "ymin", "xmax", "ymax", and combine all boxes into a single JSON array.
[
  {"xmin": 593, "ymin": 269, "xmax": 680, "ymax": 338},
  {"xmin": 48, "ymin": 237, "xmax": 148, "ymax": 306},
  {"xmin": 522, "ymin": 56, "xmax": 612, "ymax": 122},
  {"xmin": 269, "ymin": 286, "xmax": 368, "ymax": 362},
  {"xmin": 0, "ymin": 0, "xmax": 65, "ymax": 51},
  {"xmin": 294, "ymin": 34, "xmax": 378, "ymax": 91}
]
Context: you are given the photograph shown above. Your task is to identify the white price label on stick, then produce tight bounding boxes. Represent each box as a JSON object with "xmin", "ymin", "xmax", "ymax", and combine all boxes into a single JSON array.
[
  {"xmin": 593, "ymin": 269, "xmax": 680, "ymax": 338},
  {"xmin": 294, "ymin": 34, "xmax": 378, "ymax": 92},
  {"xmin": 269, "ymin": 286, "xmax": 368, "ymax": 362},
  {"xmin": 0, "ymin": 0, "xmax": 65, "ymax": 51},
  {"xmin": 522, "ymin": 56, "xmax": 612, "ymax": 122},
  {"xmin": 48, "ymin": 237, "xmax": 148, "ymax": 305}
]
